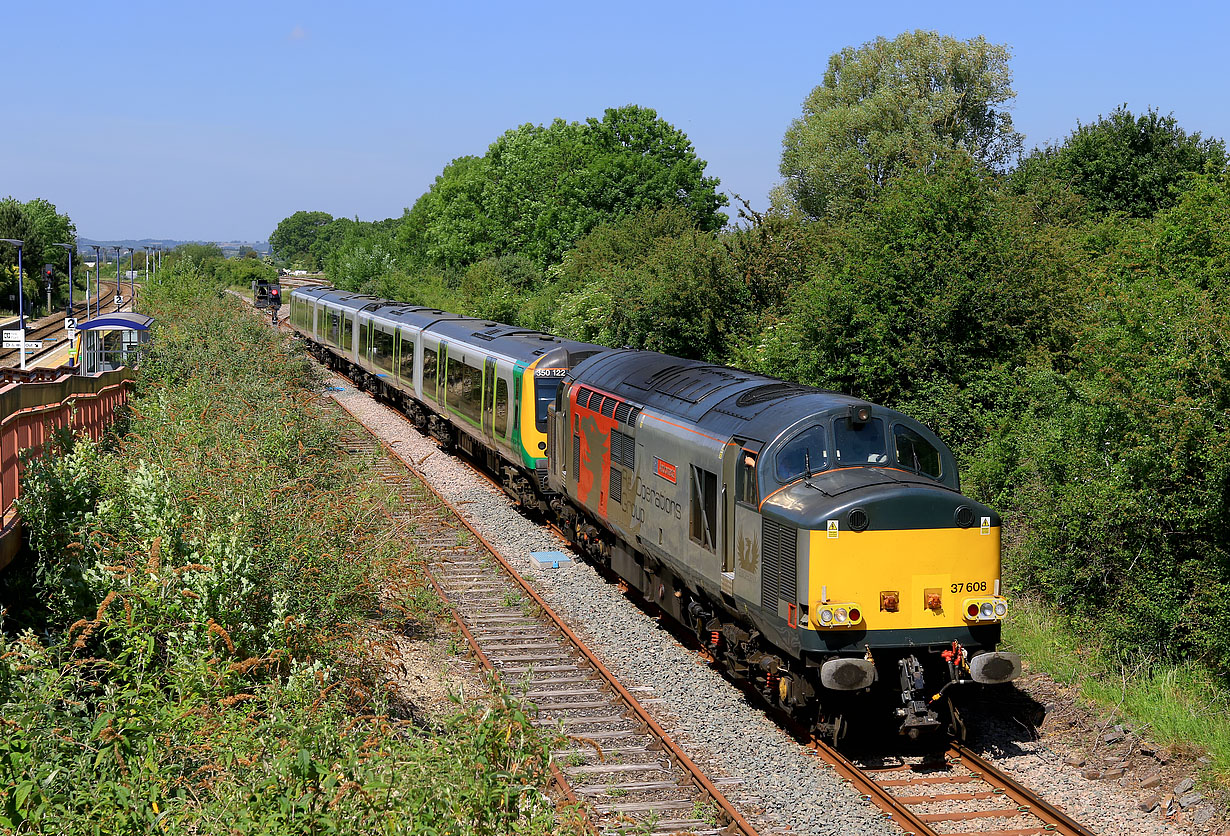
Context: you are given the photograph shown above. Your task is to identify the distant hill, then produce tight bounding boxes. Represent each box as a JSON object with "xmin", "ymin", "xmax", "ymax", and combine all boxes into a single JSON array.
[{"xmin": 78, "ymin": 237, "xmax": 270, "ymax": 258}]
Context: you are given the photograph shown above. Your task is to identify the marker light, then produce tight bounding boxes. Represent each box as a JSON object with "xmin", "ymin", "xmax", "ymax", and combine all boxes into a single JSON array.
[
  {"xmin": 814, "ymin": 604, "xmax": 863, "ymax": 629},
  {"xmin": 962, "ymin": 597, "xmax": 1009, "ymax": 622}
]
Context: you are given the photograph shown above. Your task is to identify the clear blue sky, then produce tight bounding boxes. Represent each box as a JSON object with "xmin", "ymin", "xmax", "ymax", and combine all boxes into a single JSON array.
[{"xmin": 3, "ymin": 0, "xmax": 1226, "ymax": 243}]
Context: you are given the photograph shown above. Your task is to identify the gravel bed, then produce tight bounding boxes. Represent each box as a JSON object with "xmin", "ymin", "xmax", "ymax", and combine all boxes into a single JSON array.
[{"xmin": 323, "ymin": 376, "xmax": 897, "ymax": 836}]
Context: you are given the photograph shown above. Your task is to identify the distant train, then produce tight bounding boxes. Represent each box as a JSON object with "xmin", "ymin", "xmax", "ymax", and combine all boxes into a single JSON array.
[{"xmin": 288, "ymin": 286, "xmax": 1021, "ymax": 739}]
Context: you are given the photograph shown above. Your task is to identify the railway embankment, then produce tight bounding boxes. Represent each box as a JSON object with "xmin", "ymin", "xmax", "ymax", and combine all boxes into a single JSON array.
[{"xmin": 0, "ymin": 273, "xmax": 566, "ymax": 834}]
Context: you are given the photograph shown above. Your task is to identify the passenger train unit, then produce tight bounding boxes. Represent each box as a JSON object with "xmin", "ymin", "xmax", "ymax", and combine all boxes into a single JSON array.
[{"xmin": 289, "ymin": 286, "xmax": 1021, "ymax": 739}]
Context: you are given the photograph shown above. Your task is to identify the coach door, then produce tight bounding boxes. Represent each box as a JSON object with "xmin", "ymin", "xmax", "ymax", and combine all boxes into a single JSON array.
[{"xmin": 482, "ymin": 358, "xmax": 496, "ymax": 438}]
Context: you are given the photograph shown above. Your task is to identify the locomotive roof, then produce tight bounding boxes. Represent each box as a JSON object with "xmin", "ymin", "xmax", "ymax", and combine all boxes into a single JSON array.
[{"xmin": 571, "ymin": 349, "xmax": 887, "ymax": 441}]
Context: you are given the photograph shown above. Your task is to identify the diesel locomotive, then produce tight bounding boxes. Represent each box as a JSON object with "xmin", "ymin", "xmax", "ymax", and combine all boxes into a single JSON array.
[{"xmin": 288, "ymin": 285, "xmax": 1021, "ymax": 739}]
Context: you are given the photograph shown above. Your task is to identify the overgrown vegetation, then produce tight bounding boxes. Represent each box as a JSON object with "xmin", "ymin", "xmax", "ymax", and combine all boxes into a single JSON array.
[{"xmin": 0, "ymin": 268, "xmax": 565, "ymax": 833}]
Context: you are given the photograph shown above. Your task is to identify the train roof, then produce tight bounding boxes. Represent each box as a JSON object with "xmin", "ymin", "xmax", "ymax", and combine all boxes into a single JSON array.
[
  {"xmin": 291, "ymin": 286, "xmax": 605, "ymax": 365},
  {"xmin": 571, "ymin": 349, "xmax": 891, "ymax": 442}
]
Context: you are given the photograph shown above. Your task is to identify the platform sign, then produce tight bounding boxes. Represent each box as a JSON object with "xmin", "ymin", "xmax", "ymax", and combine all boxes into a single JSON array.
[
  {"xmin": 65, "ymin": 317, "xmax": 78, "ymax": 330},
  {"xmin": 2, "ymin": 329, "xmax": 23, "ymax": 342},
  {"xmin": 3, "ymin": 341, "xmax": 42, "ymax": 350},
  {"xmin": 114, "ymin": 295, "xmax": 124, "ymax": 307},
  {"xmin": 66, "ymin": 328, "xmax": 77, "ymax": 340}
]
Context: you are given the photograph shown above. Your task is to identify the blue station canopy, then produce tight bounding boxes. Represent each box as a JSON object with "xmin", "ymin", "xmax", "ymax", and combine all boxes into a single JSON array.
[{"xmin": 78, "ymin": 313, "xmax": 154, "ymax": 331}]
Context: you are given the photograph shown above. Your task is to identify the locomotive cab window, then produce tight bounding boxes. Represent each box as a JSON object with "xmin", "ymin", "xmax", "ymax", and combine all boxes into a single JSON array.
[
  {"xmin": 834, "ymin": 417, "xmax": 888, "ymax": 465},
  {"xmin": 893, "ymin": 425, "xmax": 942, "ymax": 479},
  {"xmin": 736, "ymin": 448, "xmax": 760, "ymax": 505},
  {"xmin": 775, "ymin": 426, "xmax": 828, "ymax": 482}
]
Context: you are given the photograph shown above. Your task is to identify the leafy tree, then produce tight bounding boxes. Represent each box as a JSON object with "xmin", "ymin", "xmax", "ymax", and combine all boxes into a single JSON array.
[
  {"xmin": 400, "ymin": 156, "xmax": 496, "ymax": 270},
  {"xmin": 1011, "ymin": 105, "xmax": 1227, "ymax": 218},
  {"xmin": 553, "ymin": 206, "xmax": 746, "ymax": 361},
  {"xmin": 777, "ymin": 30, "xmax": 1022, "ymax": 220},
  {"xmin": 750, "ymin": 158, "xmax": 1070, "ymax": 406},
  {"xmin": 401, "ymin": 106, "xmax": 727, "ymax": 269},
  {"xmin": 0, "ymin": 197, "xmax": 44, "ymax": 313},
  {"xmin": 268, "ymin": 210, "xmax": 333, "ymax": 267}
]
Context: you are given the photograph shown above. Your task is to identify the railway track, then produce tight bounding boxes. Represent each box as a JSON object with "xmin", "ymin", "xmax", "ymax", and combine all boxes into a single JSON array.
[
  {"xmin": 816, "ymin": 741, "xmax": 1096, "ymax": 836},
  {"xmin": 333, "ymin": 414, "xmax": 760, "ymax": 836},
  {"xmin": 0, "ymin": 282, "xmax": 122, "ymax": 366}
]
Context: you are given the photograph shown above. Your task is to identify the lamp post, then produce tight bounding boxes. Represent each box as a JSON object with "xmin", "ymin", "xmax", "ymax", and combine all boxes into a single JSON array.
[
  {"xmin": 1, "ymin": 238, "xmax": 28, "ymax": 369},
  {"xmin": 125, "ymin": 247, "xmax": 135, "ymax": 304},
  {"xmin": 89, "ymin": 245, "xmax": 102, "ymax": 319},
  {"xmin": 113, "ymin": 246, "xmax": 123, "ymax": 310},
  {"xmin": 50, "ymin": 242, "xmax": 74, "ymax": 313}
]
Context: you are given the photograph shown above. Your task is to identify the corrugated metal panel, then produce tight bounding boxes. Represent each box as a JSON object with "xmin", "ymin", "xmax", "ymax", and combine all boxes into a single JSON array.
[
  {"xmin": 761, "ymin": 517, "xmax": 780, "ymax": 608},
  {"xmin": 761, "ymin": 517, "xmax": 797, "ymax": 607}
]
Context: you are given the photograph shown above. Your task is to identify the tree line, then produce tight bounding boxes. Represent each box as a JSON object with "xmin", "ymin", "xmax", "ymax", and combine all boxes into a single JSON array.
[{"xmin": 271, "ymin": 31, "xmax": 1230, "ymax": 680}]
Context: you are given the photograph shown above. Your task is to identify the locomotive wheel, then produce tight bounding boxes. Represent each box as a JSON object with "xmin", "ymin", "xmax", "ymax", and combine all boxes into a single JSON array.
[{"xmin": 947, "ymin": 696, "xmax": 967, "ymax": 741}]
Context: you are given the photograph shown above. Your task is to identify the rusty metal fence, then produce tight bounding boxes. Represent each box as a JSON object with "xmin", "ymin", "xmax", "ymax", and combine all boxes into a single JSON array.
[{"xmin": 0, "ymin": 365, "xmax": 135, "ymax": 570}]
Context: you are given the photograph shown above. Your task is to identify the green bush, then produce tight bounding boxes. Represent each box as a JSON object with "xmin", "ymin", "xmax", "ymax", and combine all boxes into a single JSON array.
[{"xmin": 1, "ymin": 268, "xmax": 564, "ymax": 834}]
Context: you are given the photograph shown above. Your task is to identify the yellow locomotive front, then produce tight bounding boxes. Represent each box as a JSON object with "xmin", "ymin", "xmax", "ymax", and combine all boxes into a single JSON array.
[{"xmin": 754, "ymin": 403, "xmax": 1020, "ymax": 736}]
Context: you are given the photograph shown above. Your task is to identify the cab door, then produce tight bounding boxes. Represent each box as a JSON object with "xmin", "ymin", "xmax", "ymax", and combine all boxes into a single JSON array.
[{"xmin": 730, "ymin": 440, "xmax": 763, "ymax": 603}]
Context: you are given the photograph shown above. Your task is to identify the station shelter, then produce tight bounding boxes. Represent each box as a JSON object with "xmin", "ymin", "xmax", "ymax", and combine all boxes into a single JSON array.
[{"xmin": 76, "ymin": 312, "xmax": 153, "ymax": 374}]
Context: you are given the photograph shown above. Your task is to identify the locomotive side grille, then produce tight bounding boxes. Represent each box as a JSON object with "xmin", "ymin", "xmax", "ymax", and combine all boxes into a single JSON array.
[
  {"xmin": 609, "ymin": 469, "xmax": 622, "ymax": 504},
  {"xmin": 614, "ymin": 402, "xmax": 631, "ymax": 424},
  {"xmin": 572, "ymin": 434, "xmax": 580, "ymax": 479},
  {"xmin": 592, "ymin": 394, "xmax": 606, "ymax": 414},
  {"xmin": 626, "ymin": 406, "xmax": 642, "ymax": 426},
  {"xmin": 761, "ymin": 518, "xmax": 797, "ymax": 607},
  {"xmin": 610, "ymin": 429, "xmax": 636, "ymax": 469},
  {"xmin": 761, "ymin": 518, "xmax": 781, "ymax": 608},
  {"xmin": 578, "ymin": 388, "xmax": 593, "ymax": 409},
  {"xmin": 601, "ymin": 397, "xmax": 617, "ymax": 418},
  {"xmin": 780, "ymin": 525, "xmax": 797, "ymax": 606}
]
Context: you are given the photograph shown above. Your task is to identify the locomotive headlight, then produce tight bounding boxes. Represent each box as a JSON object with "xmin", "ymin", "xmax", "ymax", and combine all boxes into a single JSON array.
[
  {"xmin": 819, "ymin": 609, "xmax": 834, "ymax": 626},
  {"xmin": 980, "ymin": 602, "xmax": 994, "ymax": 619},
  {"xmin": 835, "ymin": 608, "xmax": 848, "ymax": 624},
  {"xmin": 994, "ymin": 600, "xmax": 1007, "ymax": 618}
]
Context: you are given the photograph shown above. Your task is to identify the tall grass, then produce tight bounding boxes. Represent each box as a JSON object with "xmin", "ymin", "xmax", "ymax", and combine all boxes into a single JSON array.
[
  {"xmin": 1004, "ymin": 597, "xmax": 1230, "ymax": 788},
  {"xmin": 0, "ymin": 268, "xmax": 568, "ymax": 834}
]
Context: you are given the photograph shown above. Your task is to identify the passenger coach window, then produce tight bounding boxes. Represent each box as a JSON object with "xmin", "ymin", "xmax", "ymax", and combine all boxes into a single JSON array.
[
  {"xmin": 834, "ymin": 418, "xmax": 888, "ymax": 465},
  {"xmin": 341, "ymin": 316, "xmax": 353, "ymax": 351},
  {"xmin": 423, "ymin": 348, "xmax": 438, "ymax": 398},
  {"xmin": 373, "ymin": 329, "xmax": 395, "ymax": 372},
  {"xmin": 775, "ymin": 426, "xmax": 828, "ymax": 482},
  {"xmin": 495, "ymin": 379, "xmax": 509, "ymax": 437},
  {"xmin": 399, "ymin": 335, "xmax": 415, "ymax": 381},
  {"xmin": 894, "ymin": 425, "xmax": 942, "ymax": 478}
]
